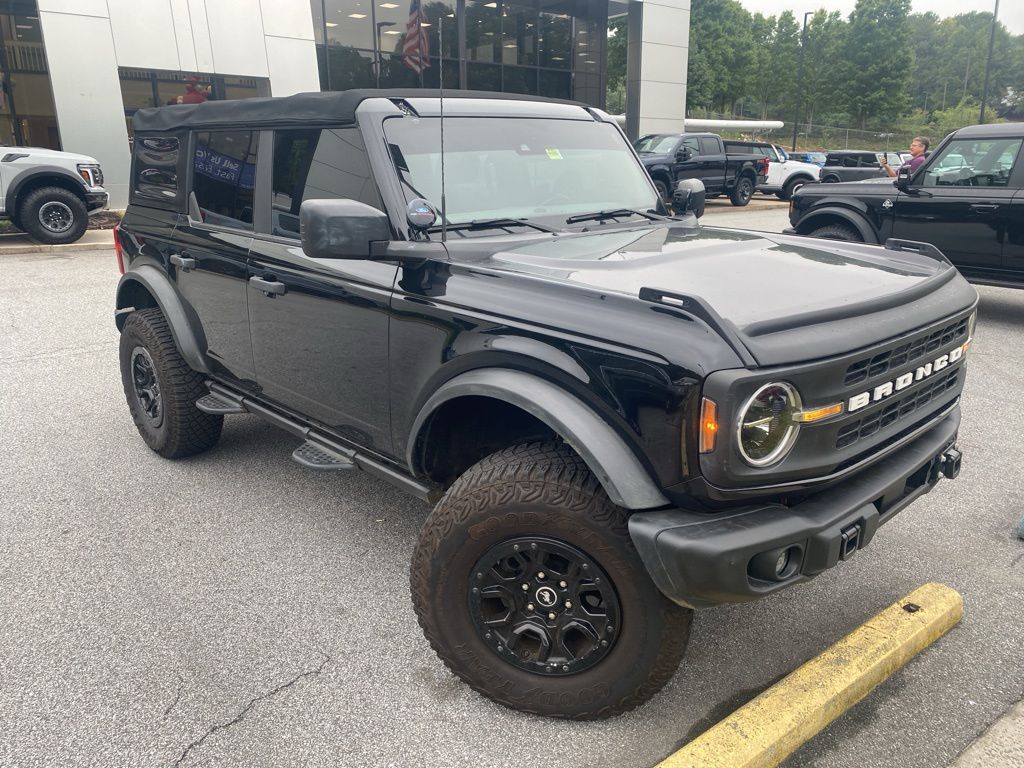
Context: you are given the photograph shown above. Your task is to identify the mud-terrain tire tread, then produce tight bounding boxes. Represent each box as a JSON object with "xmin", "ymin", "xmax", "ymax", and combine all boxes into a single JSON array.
[
  {"xmin": 410, "ymin": 441, "xmax": 692, "ymax": 720},
  {"xmin": 18, "ymin": 186, "xmax": 88, "ymax": 245},
  {"xmin": 119, "ymin": 307, "xmax": 222, "ymax": 458},
  {"xmin": 808, "ymin": 222, "xmax": 862, "ymax": 242}
]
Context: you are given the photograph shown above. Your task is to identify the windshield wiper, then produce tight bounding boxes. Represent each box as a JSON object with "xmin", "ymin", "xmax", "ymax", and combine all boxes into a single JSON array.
[
  {"xmin": 428, "ymin": 217, "xmax": 557, "ymax": 234},
  {"xmin": 565, "ymin": 208, "xmax": 664, "ymax": 225}
]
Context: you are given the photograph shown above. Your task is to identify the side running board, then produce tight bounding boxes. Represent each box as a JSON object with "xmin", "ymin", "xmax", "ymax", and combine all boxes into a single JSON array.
[{"xmin": 196, "ymin": 381, "xmax": 435, "ymax": 501}]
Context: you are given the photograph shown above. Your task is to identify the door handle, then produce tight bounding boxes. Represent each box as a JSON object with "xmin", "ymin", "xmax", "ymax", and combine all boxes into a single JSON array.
[
  {"xmin": 249, "ymin": 275, "xmax": 287, "ymax": 296},
  {"xmin": 169, "ymin": 254, "xmax": 195, "ymax": 271},
  {"xmin": 970, "ymin": 204, "xmax": 999, "ymax": 214}
]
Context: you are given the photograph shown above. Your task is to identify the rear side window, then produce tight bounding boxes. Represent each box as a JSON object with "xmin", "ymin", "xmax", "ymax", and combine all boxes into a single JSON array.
[
  {"xmin": 699, "ymin": 137, "xmax": 719, "ymax": 155},
  {"xmin": 191, "ymin": 130, "xmax": 258, "ymax": 230},
  {"xmin": 131, "ymin": 134, "xmax": 185, "ymax": 207},
  {"xmin": 270, "ymin": 127, "xmax": 381, "ymax": 239}
]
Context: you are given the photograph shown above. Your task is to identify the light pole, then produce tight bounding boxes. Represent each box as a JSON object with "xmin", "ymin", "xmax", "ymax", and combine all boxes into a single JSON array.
[
  {"xmin": 979, "ymin": 0, "xmax": 1000, "ymax": 124},
  {"xmin": 791, "ymin": 11, "xmax": 812, "ymax": 152},
  {"xmin": 374, "ymin": 21, "xmax": 396, "ymax": 86}
]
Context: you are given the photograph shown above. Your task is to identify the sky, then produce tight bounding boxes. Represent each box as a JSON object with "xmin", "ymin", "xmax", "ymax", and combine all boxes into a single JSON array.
[{"xmin": 735, "ymin": 0, "xmax": 1024, "ymax": 36}]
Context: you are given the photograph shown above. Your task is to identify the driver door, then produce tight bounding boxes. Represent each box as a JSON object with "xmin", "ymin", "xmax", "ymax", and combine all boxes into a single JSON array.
[{"xmin": 892, "ymin": 136, "xmax": 1023, "ymax": 274}]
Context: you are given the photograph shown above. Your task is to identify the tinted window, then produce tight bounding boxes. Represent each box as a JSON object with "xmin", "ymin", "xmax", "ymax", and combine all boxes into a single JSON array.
[
  {"xmin": 699, "ymin": 137, "xmax": 719, "ymax": 155},
  {"xmin": 681, "ymin": 136, "xmax": 700, "ymax": 155},
  {"xmin": 920, "ymin": 137, "xmax": 1023, "ymax": 188},
  {"xmin": 191, "ymin": 131, "xmax": 258, "ymax": 230},
  {"xmin": 134, "ymin": 136, "xmax": 179, "ymax": 201},
  {"xmin": 270, "ymin": 127, "xmax": 381, "ymax": 239},
  {"xmin": 634, "ymin": 135, "xmax": 678, "ymax": 154}
]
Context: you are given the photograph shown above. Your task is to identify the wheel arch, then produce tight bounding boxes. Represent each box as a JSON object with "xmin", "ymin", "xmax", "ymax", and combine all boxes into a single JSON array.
[
  {"xmin": 795, "ymin": 207, "xmax": 877, "ymax": 243},
  {"xmin": 115, "ymin": 264, "xmax": 211, "ymax": 374},
  {"xmin": 8, "ymin": 167, "xmax": 88, "ymax": 215},
  {"xmin": 407, "ymin": 369, "xmax": 670, "ymax": 510}
]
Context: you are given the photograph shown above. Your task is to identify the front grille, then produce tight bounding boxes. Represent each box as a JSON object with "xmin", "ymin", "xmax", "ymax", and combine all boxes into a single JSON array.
[
  {"xmin": 843, "ymin": 318, "xmax": 968, "ymax": 387},
  {"xmin": 835, "ymin": 369, "xmax": 960, "ymax": 449}
]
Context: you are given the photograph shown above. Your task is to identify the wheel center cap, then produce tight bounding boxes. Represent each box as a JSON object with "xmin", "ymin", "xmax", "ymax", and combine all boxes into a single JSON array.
[{"xmin": 535, "ymin": 586, "xmax": 557, "ymax": 608}]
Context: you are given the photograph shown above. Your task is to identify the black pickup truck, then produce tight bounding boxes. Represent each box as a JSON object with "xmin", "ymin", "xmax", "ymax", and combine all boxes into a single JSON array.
[
  {"xmin": 115, "ymin": 90, "xmax": 975, "ymax": 720},
  {"xmin": 788, "ymin": 123, "xmax": 1024, "ymax": 287},
  {"xmin": 634, "ymin": 132, "xmax": 768, "ymax": 206}
]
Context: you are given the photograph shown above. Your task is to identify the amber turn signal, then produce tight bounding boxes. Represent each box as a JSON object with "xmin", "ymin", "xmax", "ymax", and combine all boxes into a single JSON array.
[
  {"xmin": 792, "ymin": 402, "xmax": 844, "ymax": 424},
  {"xmin": 699, "ymin": 397, "xmax": 718, "ymax": 453}
]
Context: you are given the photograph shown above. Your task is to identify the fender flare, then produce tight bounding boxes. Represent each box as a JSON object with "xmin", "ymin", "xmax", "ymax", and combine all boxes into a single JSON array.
[
  {"xmin": 6, "ymin": 166, "xmax": 89, "ymax": 212},
  {"xmin": 115, "ymin": 264, "xmax": 211, "ymax": 374},
  {"xmin": 407, "ymin": 369, "xmax": 671, "ymax": 510},
  {"xmin": 796, "ymin": 206, "xmax": 878, "ymax": 244}
]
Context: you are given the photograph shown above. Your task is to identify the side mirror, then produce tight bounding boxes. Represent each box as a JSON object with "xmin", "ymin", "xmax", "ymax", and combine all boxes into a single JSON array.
[
  {"xmin": 894, "ymin": 165, "xmax": 912, "ymax": 192},
  {"xmin": 675, "ymin": 147, "xmax": 694, "ymax": 162},
  {"xmin": 672, "ymin": 178, "xmax": 706, "ymax": 218},
  {"xmin": 300, "ymin": 199, "xmax": 391, "ymax": 259}
]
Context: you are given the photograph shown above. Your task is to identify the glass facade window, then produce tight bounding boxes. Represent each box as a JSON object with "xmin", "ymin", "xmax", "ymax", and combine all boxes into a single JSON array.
[
  {"xmin": 118, "ymin": 69, "xmax": 269, "ymax": 137},
  {"xmin": 0, "ymin": 3, "xmax": 60, "ymax": 149},
  {"xmin": 312, "ymin": 0, "xmax": 606, "ymax": 107}
]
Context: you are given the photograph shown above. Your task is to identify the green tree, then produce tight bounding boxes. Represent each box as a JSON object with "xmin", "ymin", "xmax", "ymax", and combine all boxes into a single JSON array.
[
  {"xmin": 687, "ymin": 0, "xmax": 756, "ymax": 113},
  {"xmin": 841, "ymin": 0, "xmax": 914, "ymax": 127},
  {"xmin": 800, "ymin": 10, "xmax": 848, "ymax": 127},
  {"xmin": 606, "ymin": 16, "xmax": 628, "ymax": 112}
]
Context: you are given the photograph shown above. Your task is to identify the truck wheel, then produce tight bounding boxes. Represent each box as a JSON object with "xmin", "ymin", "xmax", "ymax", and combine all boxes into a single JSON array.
[
  {"xmin": 410, "ymin": 441, "xmax": 692, "ymax": 720},
  {"xmin": 821, "ymin": 174, "xmax": 841, "ymax": 183},
  {"xmin": 18, "ymin": 186, "xmax": 88, "ymax": 245},
  {"xmin": 118, "ymin": 307, "xmax": 223, "ymax": 458},
  {"xmin": 808, "ymin": 222, "xmax": 862, "ymax": 242},
  {"xmin": 730, "ymin": 176, "xmax": 754, "ymax": 206},
  {"xmin": 779, "ymin": 177, "xmax": 809, "ymax": 200},
  {"xmin": 653, "ymin": 179, "xmax": 670, "ymax": 205}
]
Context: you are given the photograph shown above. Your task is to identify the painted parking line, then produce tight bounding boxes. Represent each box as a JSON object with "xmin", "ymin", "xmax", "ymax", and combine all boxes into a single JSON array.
[{"xmin": 658, "ymin": 582, "xmax": 964, "ymax": 768}]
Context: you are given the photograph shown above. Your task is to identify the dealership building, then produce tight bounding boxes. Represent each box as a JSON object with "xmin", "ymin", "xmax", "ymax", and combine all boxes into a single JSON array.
[{"xmin": 10, "ymin": 0, "xmax": 688, "ymax": 207}]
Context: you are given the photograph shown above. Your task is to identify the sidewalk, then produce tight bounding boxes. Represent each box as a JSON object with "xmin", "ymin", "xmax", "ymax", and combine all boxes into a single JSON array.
[
  {"xmin": 949, "ymin": 699, "xmax": 1024, "ymax": 767},
  {"xmin": 0, "ymin": 229, "xmax": 114, "ymax": 255}
]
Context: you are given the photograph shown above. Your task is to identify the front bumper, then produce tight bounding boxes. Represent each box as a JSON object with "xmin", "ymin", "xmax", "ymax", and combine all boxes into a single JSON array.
[
  {"xmin": 85, "ymin": 189, "xmax": 109, "ymax": 212},
  {"xmin": 629, "ymin": 408, "xmax": 961, "ymax": 609}
]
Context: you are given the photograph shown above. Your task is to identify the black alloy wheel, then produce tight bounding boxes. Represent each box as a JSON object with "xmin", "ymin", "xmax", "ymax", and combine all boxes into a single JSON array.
[
  {"xmin": 468, "ymin": 536, "xmax": 621, "ymax": 676},
  {"xmin": 129, "ymin": 346, "xmax": 163, "ymax": 427},
  {"xmin": 19, "ymin": 186, "xmax": 88, "ymax": 245},
  {"xmin": 730, "ymin": 176, "xmax": 754, "ymax": 206}
]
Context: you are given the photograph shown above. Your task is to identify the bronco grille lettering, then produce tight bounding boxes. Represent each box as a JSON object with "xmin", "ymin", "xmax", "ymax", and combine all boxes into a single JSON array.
[{"xmin": 848, "ymin": 344, "xmax": 964, "ymax": 412}]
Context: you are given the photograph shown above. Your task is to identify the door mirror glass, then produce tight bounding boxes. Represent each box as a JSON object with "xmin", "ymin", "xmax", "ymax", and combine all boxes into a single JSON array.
[
  {"xmin": 673, "ymin": 178, "xmax": 706, "ymax": 218},
  {"xmin": 300, "ymin": 199, "xmax": 391, "ymax": 259},
  {"xmin": 676, "ymin": 147, "xmax": 693, "ymax": 162}
]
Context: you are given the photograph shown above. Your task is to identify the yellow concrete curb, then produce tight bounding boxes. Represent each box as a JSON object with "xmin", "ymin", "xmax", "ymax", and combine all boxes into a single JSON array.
[{"xmin": 658, "ymin": 582, "xmax": 964, "ymax": 768}]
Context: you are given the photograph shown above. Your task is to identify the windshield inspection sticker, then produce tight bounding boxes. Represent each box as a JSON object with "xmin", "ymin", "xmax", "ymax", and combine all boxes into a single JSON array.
[{"xmin": 545, "ymin": 148, "xmax": 563, "ymax": 160}]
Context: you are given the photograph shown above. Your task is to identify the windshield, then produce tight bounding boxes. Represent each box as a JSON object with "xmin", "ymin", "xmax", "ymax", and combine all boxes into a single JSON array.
[
  {"xmin": 384, "ymin": 116, "xmax": 659, "ymax": 226},
  {"xmin": 633, "ymin": 135, "xmax": 679, "ymax": 154}
]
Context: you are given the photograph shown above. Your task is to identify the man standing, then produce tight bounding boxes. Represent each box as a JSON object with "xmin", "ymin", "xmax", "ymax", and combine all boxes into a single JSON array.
[{"xmin": 881, "ymin": 136, "xmax": 929, "ymax": 177}]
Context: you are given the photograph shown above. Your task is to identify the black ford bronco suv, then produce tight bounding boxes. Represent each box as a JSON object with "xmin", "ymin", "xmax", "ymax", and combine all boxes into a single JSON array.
[{"xmin": 115, "ymin": 90, "xmax": 977, "ymax": 720}]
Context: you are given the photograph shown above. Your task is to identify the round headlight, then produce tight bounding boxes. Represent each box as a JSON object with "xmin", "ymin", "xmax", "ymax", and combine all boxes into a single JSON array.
[{"xmin": 737, "ymin": 382, "xmax": 802, "ymax": 467}]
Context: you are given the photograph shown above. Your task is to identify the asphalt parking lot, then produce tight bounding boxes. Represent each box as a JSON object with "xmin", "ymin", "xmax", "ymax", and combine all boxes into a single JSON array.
[{"xmin": 1, "ymin": 221, "xmax": 1022, "ymax": 767}]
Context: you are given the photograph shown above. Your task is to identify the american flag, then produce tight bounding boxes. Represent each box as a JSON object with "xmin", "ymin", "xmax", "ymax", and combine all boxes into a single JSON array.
[{"xmin": 402, "ymin": 0, "xmax": 430, "ymax": 75}]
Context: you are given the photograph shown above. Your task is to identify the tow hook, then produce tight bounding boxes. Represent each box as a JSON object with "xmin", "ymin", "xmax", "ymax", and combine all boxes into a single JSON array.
[{"xmin": 940, "ymin": 447, "xmax": 962, "ymax": 480}]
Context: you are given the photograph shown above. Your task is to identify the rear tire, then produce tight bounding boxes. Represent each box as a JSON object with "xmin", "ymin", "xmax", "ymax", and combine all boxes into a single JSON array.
[
  {"xmin": 729, "ymin": 176, "xmax": 754, "ymax": 206},
  {"xmin": 808, "ymin": 222, "xmax": 862, "ymax": 242},
  {"xmin": 821, "ymin": 174, "xmax": 841, "ymax": 183},
  {"xmin": 410, "ymin": 441, "xmax": 692, "ymax": 720},
  {"xmin": 18, "ymin": 186, "xmax": 88, "ymax": 245},
  {"xmin": 119, "ymin": 307, "xmax": 223, "ymax": 458},
  {"xmin": 780, "ymin": 177, "xmax": 810, "ymax": 200}
]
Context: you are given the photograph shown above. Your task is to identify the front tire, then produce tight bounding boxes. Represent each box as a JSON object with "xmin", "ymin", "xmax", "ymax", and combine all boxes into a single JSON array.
[
  {"xmin": 730, "ymin": 176, "xmax": 754, "ymax": 206},
  {"xmin": 410, "ymin": 441, "xmax": 692, "ymax": 720},
  {"xmin": 807, "ymin": 222, "xmax": 862, "ymax": 242},
  {"xmin": 18, "ymin": 186, "xmax": 88, "ymax": 245},
  {"xmin": 653, "ymin": 179, "xmax": 670, "ymax": 206},
  {"xmin": 780, "ymin": 177, "xmax": 809, "ymax": 200},
  {"xmin": 119, "ymin": 308, "xmax": 223, "ymax": 458}
]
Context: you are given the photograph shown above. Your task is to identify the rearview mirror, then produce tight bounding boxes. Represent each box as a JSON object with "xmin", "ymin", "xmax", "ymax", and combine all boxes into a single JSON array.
[
  {"xmin": 672, "ymin": 178, "xmax": 706, "ymax": 218},
  {"xmin": 300, "ymin": 199, "xmax": 391, "ymax": 259},
  {"xmin": 894, "ymin": 165, "xmax": 912, "ymax": 192}
]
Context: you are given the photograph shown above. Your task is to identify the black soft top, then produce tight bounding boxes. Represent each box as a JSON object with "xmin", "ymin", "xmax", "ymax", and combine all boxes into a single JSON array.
[{"xmin": 132, "ymin": 89, "xmax": 578, "ymax": 133}]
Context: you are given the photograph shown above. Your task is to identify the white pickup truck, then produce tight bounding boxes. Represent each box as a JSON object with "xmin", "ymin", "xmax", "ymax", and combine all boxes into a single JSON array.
[
  {"xmin": 723, "ymin": 140, "xmax": 821, "ymax": 200},
  {"xmin": 1, "ymin": 146, "xmax": 108, "ymax": 244}
]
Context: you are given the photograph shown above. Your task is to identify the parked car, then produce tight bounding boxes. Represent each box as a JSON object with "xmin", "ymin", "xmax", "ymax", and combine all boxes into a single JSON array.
[
  {"xmin": 787, "ymin": 123, "xmax": 1023, "ymax": 287},
  {"xmin": 818, "ymin": 150, "xmax": 907, "ymax": 183},
  {"xmin": 791, "ymin": 151, "xmax": 827, "ymax": 166},
  {"xmin": 116, "ymin": 89, "xmax": 976, "ymax": 720},
  {"xmin": 634, "ymin": 132, "xmax": 768, "ymax": 206},
  {"xmin": 0, "ymin": 145, "xmax": 108, "ymax": 244},
  {"xmin": 723, "ymin": 140, "xmax": 821, "ymax": 199}
]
